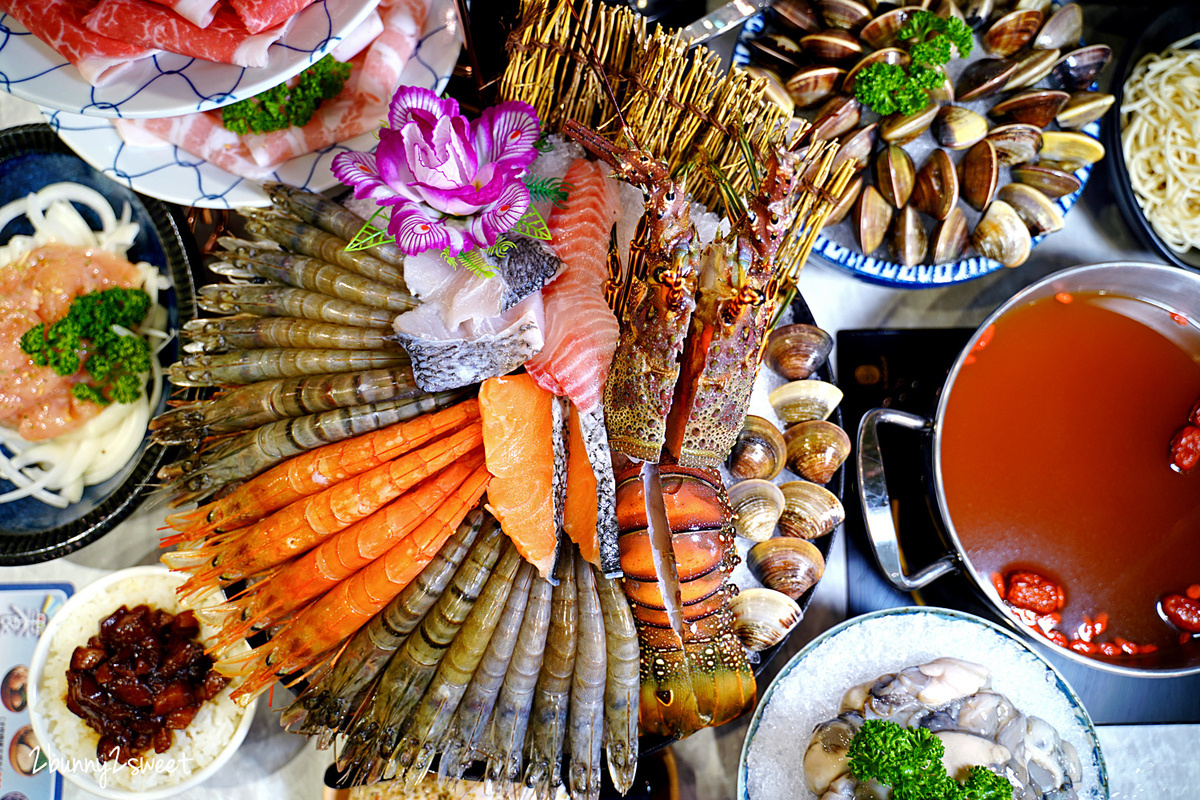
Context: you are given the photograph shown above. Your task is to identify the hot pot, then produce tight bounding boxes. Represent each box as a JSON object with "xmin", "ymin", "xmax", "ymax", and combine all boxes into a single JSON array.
[{"xmin": 856, "ymin": 261, "xmax": 1200, "ymax": 678}]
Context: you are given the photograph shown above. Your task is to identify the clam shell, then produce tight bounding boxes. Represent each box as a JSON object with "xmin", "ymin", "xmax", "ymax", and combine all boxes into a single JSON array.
[
  {"xmin": 958, "ymin": 139, "xmax": 999, "ymax": 211},
  {"xmin": 770, "ymin": 379, "xmax": 844, "ymax": 424},
  {"xmin": 833, "ymin": 123, "xmax": 877, "ymax": 173},
  {"xmin": 888, "ymin": 205, "xmax": 928, "ymax": 267},
  {"xmin": 961, "ymin": 0, "xmax": 994, "ymax": 28},
  {"xmin": 983, "ymin": 9, "xmax": 1042, "ymax": 57},
  {"xmin": 1056, "ymin": 91, "xmax": 1114, "ymax": 130},
  {"xmin": 911, "ymin": 149, "xmax": 959, "ymax": 221},
  {"xmin": 875, "ymin": 144, "xmax": 916, "ymax": 208},
  {"xmin": 801, "ymin": 29, "xmax": 864, "ymax": 65},
  {"xmin": 854, "ymin": 184, "xmax": 893, "ymax": 254},
  {"xmin": 955, "ymin": 58, "xmax": 1018, "ymax": 102},
  {"xmin": 729, "ymin": 479, "xmax": 786, "ymax": 543},
  {"xmin": 746, "ymin": 33, "xmax": 803, "ymax": 74},
  {"xmin": 1003, "ymin": 48, "xmax": 1060, "ymax": 91},
  {"xmin": 811, "ymin": 95, "xmax": 863, "ymax": 141},
  {"xmin": 933, "ymin": 106, "xmax": 988, "ymax": 150},
  {"xmin": 1034, "ymin": 2, "xmax": 1081, "ymax": 50},
  {"xmin": 988, "ymin": 88, "xmax": 1069, "ymax": 128},
  {"xmin": 880, "ymin": 103, "xmax": 939, "ymax": 145},
  {"xmin": 843, "ymin": 48, "xmax": 910, "ymax": 95},
  {"xmin": 765, "ymin": 323, "xmax": 834, "ymax": 380},
  {"xmin": 778, "ymin": 480, "xmax": 845, "ymax": 540},
  {"xmin": 773, "ymin": 0, "xmax": 822, "ymax": 34},
  {"xmin": 822, "ymin": 175, "xmax": 864, "ymax": 227},
  {"xmin": 747, "ymin": 538, "xmax": 827, "ymax": 600},
  {"xmin": 931, "ymin": 206, "xmax": 970, "ymax": 264},
  {"xmin": 934, "ymin": 0, "xmax": 965, "ymax": 23},
  {"xmin": 727, "ymin": 414, "xmax": 789, "ymax": 481},
  {"xmin": 1010, "ymin": 163, "xmax": 1082, "ymax": 198},
  {"xmin": 1047, "ymin": 44, "xmax": 1112, "ymax": 92},
  {"xmin": 996, "ymin": 183, "xmax": 1064, "ymax": 236},
  {"xmin": 783, "ymin": 420, "xmax": 851, "ymax": 484},
  {"xmin": 746, "ymin": 67, "xmax": 795, "ymax": 116},
  {"xmin": 985, "ymin": 122, "xmax": 1043, "ymax": 166},
  {"xmin": 814, "ymin": 0, "xmax": 873, "ymax": 32},
  {"xmin": 786, "ymin": 65, "xmax": 847, "ymax": 109},
  {"xmin": 927, "ymin": 66, "xmax": 956, "ymax": 103},
  {"xmin": 1039, "ymin": 130, "xmax": 1105, "ymax": 166},
  {"xmin": 972, "ymin": 200, "xmax": 1032, "ymax": 267},
  {"xmin": 730, "ymin": 588, "xmax": 803, "ymax": 652},
  {"xmin": 859, "ymin": 7, "xmax": 913, "ymax": 48}
]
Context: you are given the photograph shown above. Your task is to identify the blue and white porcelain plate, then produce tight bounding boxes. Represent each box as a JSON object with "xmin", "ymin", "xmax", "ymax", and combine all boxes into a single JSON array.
[
  {"xmin": 40, "ymin": 0, "xmax": 460, "ymax": 209},
  {"xmin": 0, "ymin": 0, "xmax": 381, "ymax": 118},
  {"xmin": 733, "ymin": 5, "xmax": 1101, "ymax": 288},
  {"xmin": 737, "ymin": 607, "xmax": 1109, "ymax": 800}
]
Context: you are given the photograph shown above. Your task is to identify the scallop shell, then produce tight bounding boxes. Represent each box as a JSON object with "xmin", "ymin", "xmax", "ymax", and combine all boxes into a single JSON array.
[
  {"xmin": 764, "ymin": 323, "xmax": 834, "ymax": 380},
  {"xmin": 730, "ymin": 588, "xmax": 804, "ymax": 652},
  {"xmin": 783, "ymin": 420, "xmax": 851, "ymax": 484},
  {"xmin": 770, "ymin": 380, "xmax": 844, "ymax": 424},
  {"xmin": 932, "ymin": 106, "xmax": 988, "ymax": 151},
  {"xmin": 748, "ymin": 537, "xmax": 827, "ymax": 599},
  {"xmin": 727, "ymin": 414, "xmax": 789, "ymax": 481},
  {"xmin": 778, "ymin": 480, "xmax": 845, "ymax": 540},
  {"xmin": 729, "ymin": 479, "xmax": 787, "ymax": 543}
]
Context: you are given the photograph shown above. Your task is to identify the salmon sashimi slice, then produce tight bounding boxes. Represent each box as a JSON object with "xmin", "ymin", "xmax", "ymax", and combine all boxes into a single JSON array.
[
  {"xmin": 563, "ymin": 403, "xmax": 599, "ymax": 568},
  {"xmin": 524, "ymin": 158, "xmax": 621, "ymax": 414},
  {"xmin": 480, "ymin": 374, "xmax": 563, "ymax": 579},
  {"xmin": 563, "ymin": 402, "xmax": 621, "ymax": 576}
]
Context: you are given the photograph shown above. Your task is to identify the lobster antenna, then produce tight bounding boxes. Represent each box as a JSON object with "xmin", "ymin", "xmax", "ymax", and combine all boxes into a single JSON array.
[{"xmin": 562, "ymin": 0, "xmax": 640, "ymax": 151}]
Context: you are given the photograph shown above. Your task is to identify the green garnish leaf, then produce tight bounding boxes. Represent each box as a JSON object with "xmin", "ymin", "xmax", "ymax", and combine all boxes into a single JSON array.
[
  {"xmin": 221, "ymin": 55, "xmax": 353, "ymax": 135},
  {"xmin": 20, "ymin": 287, "xmax": 153, "ymax": 406},
  {"xmin": 854, "ymin": 62, "xmax": 934, "ymax": 117},
  {"xmin": 853, "ymin": 11, "xmax": 972, "ymax": 116},
  {"xmin": 898, "ymin": 10, "xmax": 973, "ymax": 63}
]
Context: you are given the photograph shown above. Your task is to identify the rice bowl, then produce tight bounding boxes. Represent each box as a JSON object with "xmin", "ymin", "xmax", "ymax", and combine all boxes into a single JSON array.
[{"xmin": 28, "ymin": 565, "xmax": 255, "ymax": 800}]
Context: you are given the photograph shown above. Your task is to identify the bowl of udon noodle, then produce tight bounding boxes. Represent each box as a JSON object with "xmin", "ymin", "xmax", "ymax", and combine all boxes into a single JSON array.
[
  {"xmin": 0, "ymin": 125, "xmax": 196, "ymax": 564},
  {"xmin": 1106, "ymin": 1, "xmax": 1200, "ymax": 272}
]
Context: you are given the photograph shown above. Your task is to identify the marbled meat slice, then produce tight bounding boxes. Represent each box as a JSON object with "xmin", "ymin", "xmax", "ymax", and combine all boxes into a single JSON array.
[
  {"xmin": 141, "ymin": 0, "xmax": 218, "ymax": 28},
  {"xmin": 353, "ymin": 0, "xmax": 429, "ymax": 104},
  {"xmin": 113, "ymin": 115, "xmax": 276, "ymax": 181},
  {"xmin": 524, "ymin": 158, "xmax": 621, "ymax": 414},
  {"xmin": 0, "ymin": 0, "xmax": 156, "ymax": 86},
  {"xmin": 83, "ymin": 0, "xmax": 291, "ymax": 68},
  {"xmin": 227, "ymin": 0, "xmax": 316, "ymax": 35}
]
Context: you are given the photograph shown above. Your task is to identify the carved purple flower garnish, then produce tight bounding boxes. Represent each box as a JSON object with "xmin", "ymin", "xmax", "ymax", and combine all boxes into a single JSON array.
[{"xmin": 333, "ymin": 86, "xmax": 540, "ymax": 257}]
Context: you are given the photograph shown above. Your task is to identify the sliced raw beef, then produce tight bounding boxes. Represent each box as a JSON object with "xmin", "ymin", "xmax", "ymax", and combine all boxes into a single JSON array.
[
  {"xmin": 330, "ymin": 8, "xmax": 382, "ymax": 62},
  {"xmin": 83, "ymin": 0, "xmax": 290, "ymax": 68},
  {"xmin": 227, "ymin": 0, "xmax": 315, "ymax": 35},
  {"xmin": 114, "ymin": 115, "xmax": 276, "ymax": 181},
  {"xmin": 524, "ymin": 158, "xmax": 621, "ymax": 413},
  {"xmin": 0, "ymin": 0, "xmax": 156, "ymax": 87},
  {"xmin": 141, "ymin": 0, "xmax": 219, "ymax": 28},
  {"xmin": 354, "ymin": 0, "xmax": 429, "ymax": 103}
]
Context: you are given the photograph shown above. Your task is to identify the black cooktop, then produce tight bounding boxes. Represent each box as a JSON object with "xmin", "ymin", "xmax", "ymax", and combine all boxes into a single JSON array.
[{"xmin": 837, "ymin": 327, "xmax": 1200, "ymax": 725}]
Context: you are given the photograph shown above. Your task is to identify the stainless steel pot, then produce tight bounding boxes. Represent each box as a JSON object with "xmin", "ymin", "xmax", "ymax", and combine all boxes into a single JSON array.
[{"xmin": 856, "ymin": 262, "xmax": 1200, "ymax": 678}]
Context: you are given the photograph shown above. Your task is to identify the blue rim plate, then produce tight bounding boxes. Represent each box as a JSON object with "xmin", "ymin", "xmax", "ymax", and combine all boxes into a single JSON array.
[
  {"xmin": 0, "ymin": 0, "xmax": 382, "ymax": 118},
  {"xmin": 40, "ymin": 0, "xmax": 462, "ymax": 209},
  {"xmin": 0, "ymin": 124, "xmax": 197, "ymax": 565},
  {"xmin": 732, "ymin": 4, "xmax": 1101, "ymax": 289},
  {"xmin": 736, "ymin": 606, "xmax": 1109, "ymax": 800}
]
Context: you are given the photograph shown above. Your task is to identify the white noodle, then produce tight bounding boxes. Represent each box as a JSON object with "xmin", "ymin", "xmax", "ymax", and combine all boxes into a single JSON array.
[
  {"xmin": 0, "ymin": 182, "xmax": 172, "ymax": 506},
  {"xmin": 1121, "ymin": 34, "xmax": 1200, "ymax": 254}
]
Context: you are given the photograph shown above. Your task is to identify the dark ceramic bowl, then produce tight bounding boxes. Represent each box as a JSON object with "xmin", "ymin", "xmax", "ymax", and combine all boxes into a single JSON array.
[
  {"xmin": 0, "ymin": 125, "xmax": 197, "ymax": 565},
  {"xmin": 1105, "ymin": 1, "xmax": 1200, "ymax": 272}
]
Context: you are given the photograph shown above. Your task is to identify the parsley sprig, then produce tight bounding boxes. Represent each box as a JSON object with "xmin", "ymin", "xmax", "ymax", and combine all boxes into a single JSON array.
[
  {"xmin": 853, "ymin": 11, "xmax": 974, "ymax": 117},
  {"xmin": 222, "ymin": 56, "xmax": 352, "ymax": 135}
]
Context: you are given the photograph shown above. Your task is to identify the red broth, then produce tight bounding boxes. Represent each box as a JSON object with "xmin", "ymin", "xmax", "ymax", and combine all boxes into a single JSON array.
[{"xmin": 940, "ymin": 291, "xmax": 1200, "ymax": 657}]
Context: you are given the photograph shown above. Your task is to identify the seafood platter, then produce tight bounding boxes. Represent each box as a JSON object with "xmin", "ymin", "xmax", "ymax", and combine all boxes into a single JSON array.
[{"xmin": 734, "ymin": 0, "xmax": 1111, "ymax": 286}]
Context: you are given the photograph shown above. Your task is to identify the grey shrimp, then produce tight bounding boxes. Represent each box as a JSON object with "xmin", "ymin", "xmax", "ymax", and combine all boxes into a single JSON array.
[
  {"xmin": 568, "ymin": 557, "xmax": 607, "ymax": 800},
  {"xmin": 150, "ymin": 367, "xmax": 425, "ymax": 443},
  {"xmin": 198, "ymin": 283, "xmax": 395, "ymax": 329},
  {"xmin": 280, "ymin": 510, "xmax": 483, "ymax": 741},
  {"xmin": 523, "ymin": 545, "xmax": 578, "ymax": 797},
  {"xmin": 338, "ymin": 522, "xmax": 506, "ymax": 784},
  {"xmin": 263, "ymin": 182, "xmax": 408, "ymax": 267},
  {"xmin": 392, "ymin": 545, "xmax": 526, "ymax": 786},
  {"xmin": 485, "ymin": 573, "xmax": 554, "ymax": 789},
  {"xmin": 168, "ymin": 348, "xmax": 409, "ymax": 386},
  {"xmin": 212, "ymin": 246, "xmax": 416, "ymax": 313},
  {"xmin": 242, "ymin": 210, "xmax": 409, "ymax": 291},
  {"xmin": 182, "ymin": 317, "xmax": 400, "ymax": 353},
  {"xmin": 438, "ymin": 561, "xmax": 535, "ymax": 784},
  {"xmin": 596, "ymin": 569, "xmax": 640, "ymax": 793}
]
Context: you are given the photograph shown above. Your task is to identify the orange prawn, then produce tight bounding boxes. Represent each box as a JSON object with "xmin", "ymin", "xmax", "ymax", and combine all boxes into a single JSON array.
[
  {"xmin": 219, "ymin": 463, "xmax": 493, "ymax": 703},
  {"xmin": 200, "ymin": 453, "xmax": 484, "ymax": 638},
  {"xmin": 164, "ymin": 422, "xmax": 484, "ymax": 588},
  {"xmin": 162, "ymin": 399, "xmax": 480, "ymax": 543}
]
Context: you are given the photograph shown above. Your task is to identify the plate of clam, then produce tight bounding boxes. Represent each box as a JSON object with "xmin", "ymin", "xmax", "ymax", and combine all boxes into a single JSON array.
[{"xmin": 734, "ymin": 0, "xmax": 1112, "ymax": 287}]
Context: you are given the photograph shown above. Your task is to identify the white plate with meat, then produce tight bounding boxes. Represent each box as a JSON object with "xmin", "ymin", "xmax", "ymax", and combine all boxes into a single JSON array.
[
  {"xmin": 39, "ymin": 0, "xmax": 460, "ymax": 209},
  {"xmin": 0, "ymin": 0, "xmax": 380, "ymax": 118}
]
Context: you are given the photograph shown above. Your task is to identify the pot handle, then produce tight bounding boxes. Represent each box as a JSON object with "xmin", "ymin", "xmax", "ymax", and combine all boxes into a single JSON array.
[{"xmin": 857, "ymin": 407, "xmax": 958, "ymax": 592}]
